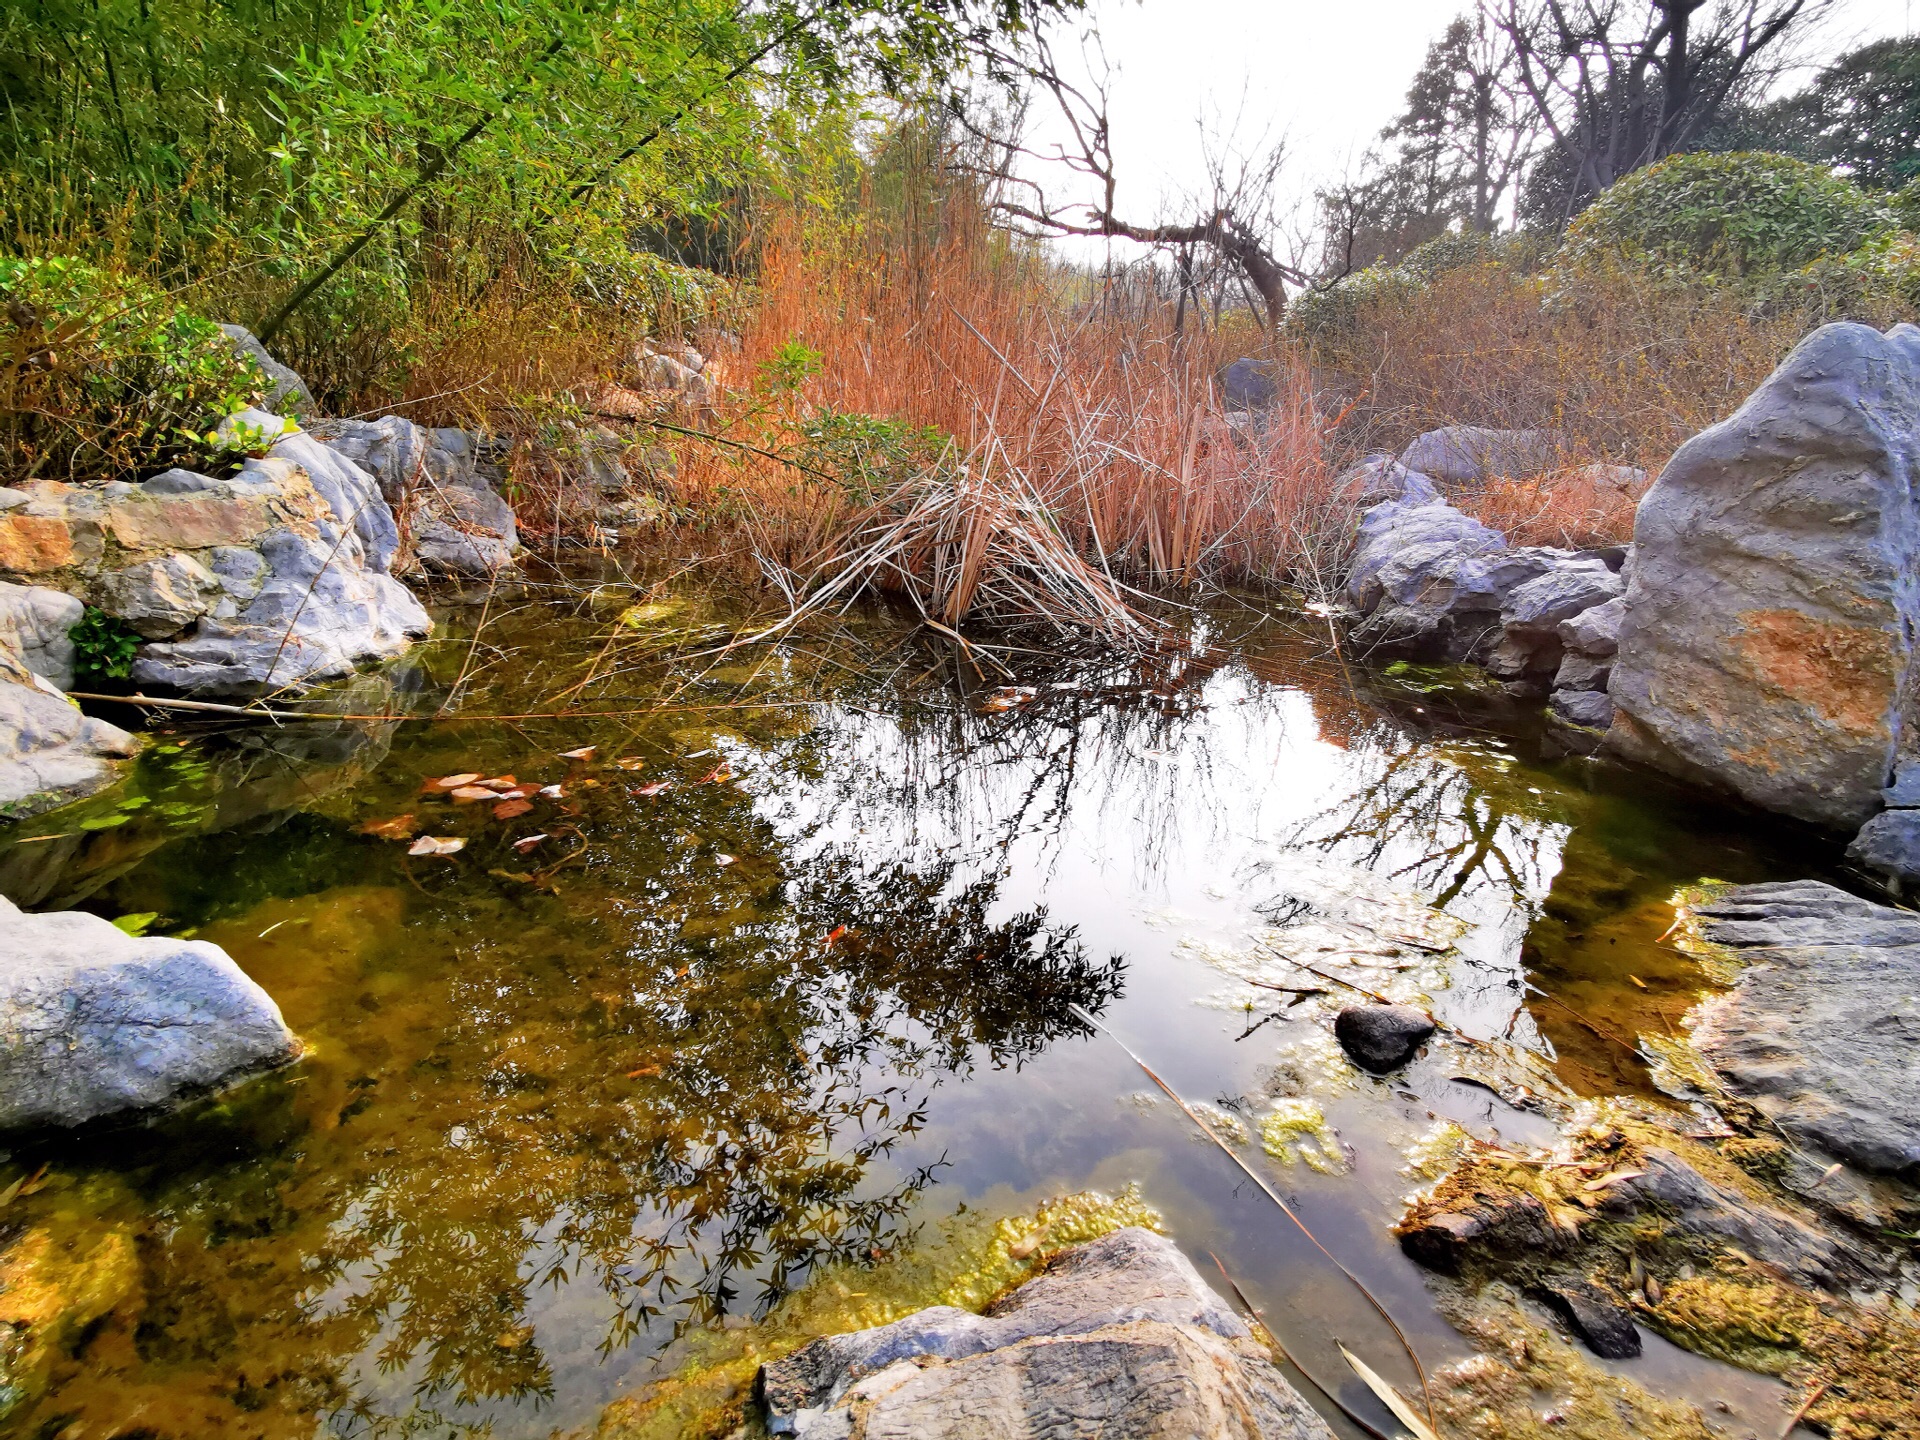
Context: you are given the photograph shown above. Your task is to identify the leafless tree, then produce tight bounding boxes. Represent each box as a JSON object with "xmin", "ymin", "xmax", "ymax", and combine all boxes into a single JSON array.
[
  {"xmin": 1495, "ymin": 0, "xmax": 1831, "ymax": 219},
  {"xmin": 955, "ymin": 33, "xmax": 1314, "ymax": 328}
]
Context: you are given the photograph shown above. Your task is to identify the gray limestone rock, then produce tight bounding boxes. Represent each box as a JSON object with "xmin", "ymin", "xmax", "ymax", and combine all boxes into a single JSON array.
[
  {"xmin": 1219, "ymin": 357, "xmax": 1278, "ymax": 411},
  {"xmin": 219, "ymin": 324, "xmax": 317, "ymax": 416},
  {"xmin": 1848, "ymin": 809, "xmax": 1920, "ymax": 882},
  {"xmin": 1398, "ymin": 426, "xmax": 1560, "ymax": 484},
  {"xmin": 1689, "ymin": 880, "xmax": 1920, "ymax": 1181},
  {"xmin": 0, "ymin": 895, "xmax": 299, "ymax": 1131},
  {"xmin": 1607, "ymin": 323, "xmax": 1920, "ymax": 829},
  {"xmin": 0, "ymin": 675, "xmax": 139, "ymax": 820},
  {"xmin": 1501, "ymin": 562, "xmax": 1624, "ymax": 641},
  {"xmin": 1558, "ymin": 596, "xmax": 1624, "ymax": 658},
  {"xmin": 1553, "ymin": 653, "xmax": 1611, "ymax": 692},
  {"xmin": 0, "ymin": 583, "xmax": 83, "ymax": 689},
  {"xmin": 759, "ymin": 1227, "xmax": 1333, "ymax": 1440},
  {"xmin": 1549, "ymin": 689, "xmax": 1614, "ymax": 730},
  {"xmin": 99, "ymin": 552, "xmax": 223, "ymax": 639},
  {"xmin": 1537, "ymin": 1280, "xmax": 1640, "ymax": 1359}
]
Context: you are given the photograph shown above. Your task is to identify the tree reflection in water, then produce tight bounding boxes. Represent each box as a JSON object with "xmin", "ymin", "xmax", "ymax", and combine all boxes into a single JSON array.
[{"xmin": 16, "ymin": 820, "xmax": 1119, "ymax": 1436}]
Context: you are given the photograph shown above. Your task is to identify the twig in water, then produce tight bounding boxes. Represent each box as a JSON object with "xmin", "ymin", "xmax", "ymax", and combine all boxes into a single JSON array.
[
  {"xmin": 1781, "ymin": 1377, "xmax": 1830, "ymax": 1439},
  {"xmin": 1068, "ymin": 1002, "xmax": 1437, "ymax": 1430}
]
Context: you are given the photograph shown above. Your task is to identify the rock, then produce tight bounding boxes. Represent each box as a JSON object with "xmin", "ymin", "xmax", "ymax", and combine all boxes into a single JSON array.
[
  {"xmin": 122, "ymin": 414, "xmax": 432, "ymax": 695},
  {"xmin": 98, "ymin": 552, "xmax": 222, "ymax": 639},
  {"xmin": 0, "ymin": 583, "xmax": 83, "ymax": 688},
  {"xmin": 1549, "ymin": 689, "xmax": 1614, "ymax": 730},
  {"xmin": 1500, "ymin": 562, "xmax": 1623, "ymax": 642},
  {"xmin": 1608, "ymin": 323, "xmax": 1920, "ymax": 829},
  {"xmin": 1557, "ymin": 596, "xmax": 1624, "ymax": 658},
  {"xmin": 1847, "ymin": 809, "xmax": 1920, "ymax": 883},
  {"xmin": 1537, "ymin": 1280, "xmax": 1641, "ymax": 1359},
  {"xmin": 1688, "ymin": 880, "xmax": 1920, "ymax": 1180},
  {"xmin": 1396, "ymin": 1194, "xmax": 1570, "ymax": 1273},
  {"xmin": 1398, "ymin": 426, "xmax": 1560, "ymax": 485},
  {"xmin": 0, "ymin": 894, "xmax": 298, "ymax": 1130},
  {"xmin": 757, "ymin": 1227, "xmax": 1333, "ymax": 1440},
  {"xmin": 1334, "ymin": 1004, "xmax": 1436, "ymax": 1072},
  {"xmin": 0, "ymin": 674, "xmax": 139, "ymax": 820},
  {"xmin": 1553, "ymin": 653, "xmax": 1611, "ymax": 692},
  {"xmin": 1220, "ymin": 358, "xmax": 1278, "ymax": 410},
  {"xmin": 219, "ymin": 324, "xmax": 317, "ymax": 416}
]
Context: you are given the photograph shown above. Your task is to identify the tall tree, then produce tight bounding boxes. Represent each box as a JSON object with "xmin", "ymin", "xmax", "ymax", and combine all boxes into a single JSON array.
[{"xmin": 1496, "ymin": 0, "xmax": 1828, "ymax": 224}]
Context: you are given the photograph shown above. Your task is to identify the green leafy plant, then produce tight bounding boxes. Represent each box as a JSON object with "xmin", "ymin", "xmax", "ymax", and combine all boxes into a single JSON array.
[
  {"xmin": 760, "ymin": 338, "xmax": 824, "ymax": 393},
  {"xmin": 2, "ymin": 257, "xmax": 268, "ymax": 484},
  {"xmin": 1559, "ymin": 152, "xmax": 1896, "ymax": 281},
  {"xmin": 69, "ymin": 606, "xmax": 142, "ymax": 683},
  {"xmin": 797, "ymin": 409, "xmax": 949, "ymax": 505}
]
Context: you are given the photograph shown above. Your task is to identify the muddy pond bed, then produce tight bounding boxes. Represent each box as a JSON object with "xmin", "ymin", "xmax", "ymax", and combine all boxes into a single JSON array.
[{"xmin": 0, "ymin": 567, "xmax": 1864, "ymax": 1439}]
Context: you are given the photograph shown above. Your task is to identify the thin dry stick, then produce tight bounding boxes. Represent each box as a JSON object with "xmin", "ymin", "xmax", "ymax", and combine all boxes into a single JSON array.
[
  {"xmin": 1781, "ymin": 1377, "xmax": 1830, "ymax": 1439},
  {"xmin": 67, "ymin": 693, "xmax": 826, "ymax": 722},
  {"xmin": 1207, "ymin": 1253, "xmax": 1395, "ymax": 1440},
  {"xmin": 1068, "ymin": 1002, "xmax": 1438, "ymax": 1431}
]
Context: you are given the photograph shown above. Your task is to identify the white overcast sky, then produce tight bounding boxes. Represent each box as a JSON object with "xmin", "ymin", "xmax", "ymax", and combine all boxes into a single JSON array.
[{"xmin": 1018, "ymin": 0, "xmax": 1918, "ymax": 260}]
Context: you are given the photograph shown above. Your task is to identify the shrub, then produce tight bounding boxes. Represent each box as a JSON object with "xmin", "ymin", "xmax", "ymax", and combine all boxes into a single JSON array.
[
  {"xmin": 1558, "ymin": 152, "xmax": 1896, "ymax": 280},
  {"xmin": 68, "ymin": 606, "xmax": 141, "ymax": 683},
  {"xmin": 1, "ymin": 257, "xmax": 267, "ymax": 484}
]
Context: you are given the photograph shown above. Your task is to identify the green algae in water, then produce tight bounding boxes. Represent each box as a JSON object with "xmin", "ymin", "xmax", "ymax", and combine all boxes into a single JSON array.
[
  {"xmin": 594, "ymin": 1187, "xmax": 1164, "ymax": 1440},
  {"xmin": 1258, "ymin": 1098, "xmax": 1347, "ymax": 1175}
]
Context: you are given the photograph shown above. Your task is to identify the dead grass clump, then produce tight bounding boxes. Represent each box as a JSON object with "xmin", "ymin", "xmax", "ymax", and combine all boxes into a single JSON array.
[{"xmin": 659, "ymin": 206, "xmax": 1354, "ymax": 632}]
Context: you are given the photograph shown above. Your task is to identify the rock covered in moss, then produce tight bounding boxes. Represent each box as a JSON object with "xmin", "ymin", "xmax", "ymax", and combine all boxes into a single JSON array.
[
  {"xmin": 756, "ymin": 1227, "xmax": 1334, "ymax": 1439},
  {"xmin": 1687, "ymin": 879, "xmax": 1920, "ymax": 1181},
  {"xmin": 0, "ymin": 895, "xmax": 299, "ymax": 1131}
]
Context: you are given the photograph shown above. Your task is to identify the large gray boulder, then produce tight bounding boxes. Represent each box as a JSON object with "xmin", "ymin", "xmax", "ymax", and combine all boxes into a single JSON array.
[
  {"xmin": 310, "ymin": 416, "xmax": 520, "ymax": 577},
  {"xmin": 0, "ymin": 582, "xmax": 83, "ymax": 689},
  {"xmin": 1687, "ymin": 880, "xmax": 1920, "ymax": 1180},
  {"xmin": 0, "ymin": 895, "xmax": 299, "ymax": 1130},
  {"xmin": 1608, "ymin": 323, "xmax": 1920, "ymax": 829},
  {"xmin": 1397, "ymin": 426, "xmax": 1559, "ymax": 485},
  {"xmin": 128, "ymin": 411, "xmax": 432, "ymax": 695},
  {"xmin": 758, "ymin": 1227, "xmax": 1334, "ymax": 1440},
  {"xmin": 0, "ymin": 672, "xmax": 139, "ymax": 821}
]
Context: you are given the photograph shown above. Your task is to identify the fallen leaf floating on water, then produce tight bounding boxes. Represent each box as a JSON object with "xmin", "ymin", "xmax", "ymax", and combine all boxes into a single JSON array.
[
  {"xmin": 488, "ymin": 868, "xmax": 539, "ymax": 885},
  {"xmin": 979, "ymin": 686, "xmax": 1037, "ymax": 713},
  {"xmin": 560, "ymin": 746, "xmax": 597, "ymax": 762},
  {"xmin": 635, "ymin": 780, "xmax": 673, "ymax": 796},
  {"xmin": 512, "ymin": 833, "xmax": 549, "ymax": 854},
  {"xmin": 424, "ymin": 772, "xmax": 482, "ymax": 793},
  {"xmin": 1340, "ymin": 1344, "xmax": 1441, "ymax": 1440},
  {"xmin": 358, "ymin": 814, "xmax": 418, "ymax": 841},
  {"xmin": 614, "ymin": 756, "xmax": 645, "ymax": 771},
  {"xmin": 539, "ymin": 784, "xmax": 565, "ymax": 799},
  {"xmin": 477, "ymin": 774, "xmax": 519, "ymax": 791},
  {"xmin": 627, "ymin": 1064, "xmax": 661, "ymax": 1078},
  {"xmin": 824, "ymin": 924, "xmax": 848, "ymax": 948},
  {"xmin": 449, "ymin": 786, "xmax": 497, "ymax": 803},
  {"xmin": 0, "ymin": 1163, "xmax": 50, "ymax": 1208},
  {"xmin": 408, "ymin": 836, "xmax": 466, "ymax": 857},
  {"xmin": 493, "ymin": 798, "xmax": 535, "ymax": 821},
  {"xmin": 699, "ymin": 764, "xmax": 734, "ymax": 784},
  {"xmin": 1628, "ymin": 974, "xmax": 1648, "ymax": 989},
  {"xmin": 715, "ymin": 853, "xmax": 736, "ymax": 866}
]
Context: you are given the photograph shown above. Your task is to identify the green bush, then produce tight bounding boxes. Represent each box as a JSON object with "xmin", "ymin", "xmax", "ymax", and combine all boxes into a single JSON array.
[
  {"xmin": 1290, "ymin": 230, "xmax": 1546, "ymax": 345},
  {"xmin": 68, "ymin": 607, "xmax": 141, "ymax": 683},
  {"xmin": 1, "ymin": 257, "xmax": 267, "ymax": 485},
  {"xmin": 1559, "ymin": 152, "xmax": 1896, "ymax": 280},
  {"xmin": 797, "ymin": 409, "xmax": 950, "ymax": 505}
]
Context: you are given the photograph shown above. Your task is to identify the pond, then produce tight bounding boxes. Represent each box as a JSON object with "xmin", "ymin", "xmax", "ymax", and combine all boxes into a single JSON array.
[{"xmin": 0, "ymin": 567, "xmax": 1844, "ymax": 1439}]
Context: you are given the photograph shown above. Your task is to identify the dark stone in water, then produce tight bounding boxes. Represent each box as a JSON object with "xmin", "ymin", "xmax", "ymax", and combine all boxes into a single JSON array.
[
  {"xmin": 1335, "ymin": 1004, "xmax": 1436, "ymax": 1072},
  {"xmin": 1538, "ymin": 1279, "xmax": 1641, "ymax": 1358}
]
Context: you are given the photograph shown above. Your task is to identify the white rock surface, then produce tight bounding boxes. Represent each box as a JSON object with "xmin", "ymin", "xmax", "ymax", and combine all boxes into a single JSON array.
[
  {"xmin": 0, "ymin": 582, "xmax": 83, "ymax": 689},
  {"xmin": 0, "ymin": 895, "xmax": 299, "ymax": 1130}
]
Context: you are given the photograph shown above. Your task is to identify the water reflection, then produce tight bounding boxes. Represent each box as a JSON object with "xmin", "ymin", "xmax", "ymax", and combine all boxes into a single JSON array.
[{"xmin": 0, "ymin": 587, "xmax": 1830, "ymax": 1438}]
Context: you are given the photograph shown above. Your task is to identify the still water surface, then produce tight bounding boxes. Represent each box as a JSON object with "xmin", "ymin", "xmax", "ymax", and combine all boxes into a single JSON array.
[{"xmin": 0, "ymin": 574, "xmax": 1840, "ymax": 1438}]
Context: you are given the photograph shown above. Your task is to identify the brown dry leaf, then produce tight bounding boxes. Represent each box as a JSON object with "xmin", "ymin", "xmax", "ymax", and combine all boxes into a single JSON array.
[
  {"xmin": 1340, "ymin": 1345, "xmax": 1441, "ymax": 1440},
  {"xmin": 539, "ymin": 783, "xmax": 565, "ymax": 799},
  {"xmin": 488, "ymin": 868, "xmax": 537, "ymax": 884},
  {"xmin": 424, "ymin": 772, "xmax": 482, "ymax": 793},
  {"xmin": 493, "ymin": 797, "xmax": 535, "ymax": 821},
  {"xmin": 408, "ymin": 836, "xmax": 466, "ymax": 857},
  {"xmin": 358, "ymin": 814, "xmax": 418, "ymax": 841},
  {"xmin": 699, "ymin": 764, "xmax": 734, "ymax": 784},
  {"xmin": 1582, "ymin": 1170, "xmax": 1647, "ymax": 1192},
  {"xmin": 615, "ymin": 757, "xmax": 646, "ymax": 771},
  {"xmin": 577, "ymin": 777, "xmax": 603, "ymax": 789},
  {"xmin": 560, "ymin": 746, "xmax": 597, "ymax": 761},
  {"xmin": 449, "ymin": 786, "xmax": 497, "ymax": 803},
  {"xmin": 636, "ymin": 780, "xmax": 672, "ymax": 796},
  {"xmin": 627, "ymin": 1064, "xmax": 661, "ymax": 1078},
  {"xmin": 715, "ymin": 853, "xmax": 737, "ymax": 866},
  {"xmin": 512, "ymin": 833, "xmax": 549, "ymax": 854},
  {"xmin": 1628, "ymin": 974, "xmax": 1648, "ymax": 989},
  {"xmin": 478, "ymin": 774, "xmax": 519, "ymax": 791}
]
